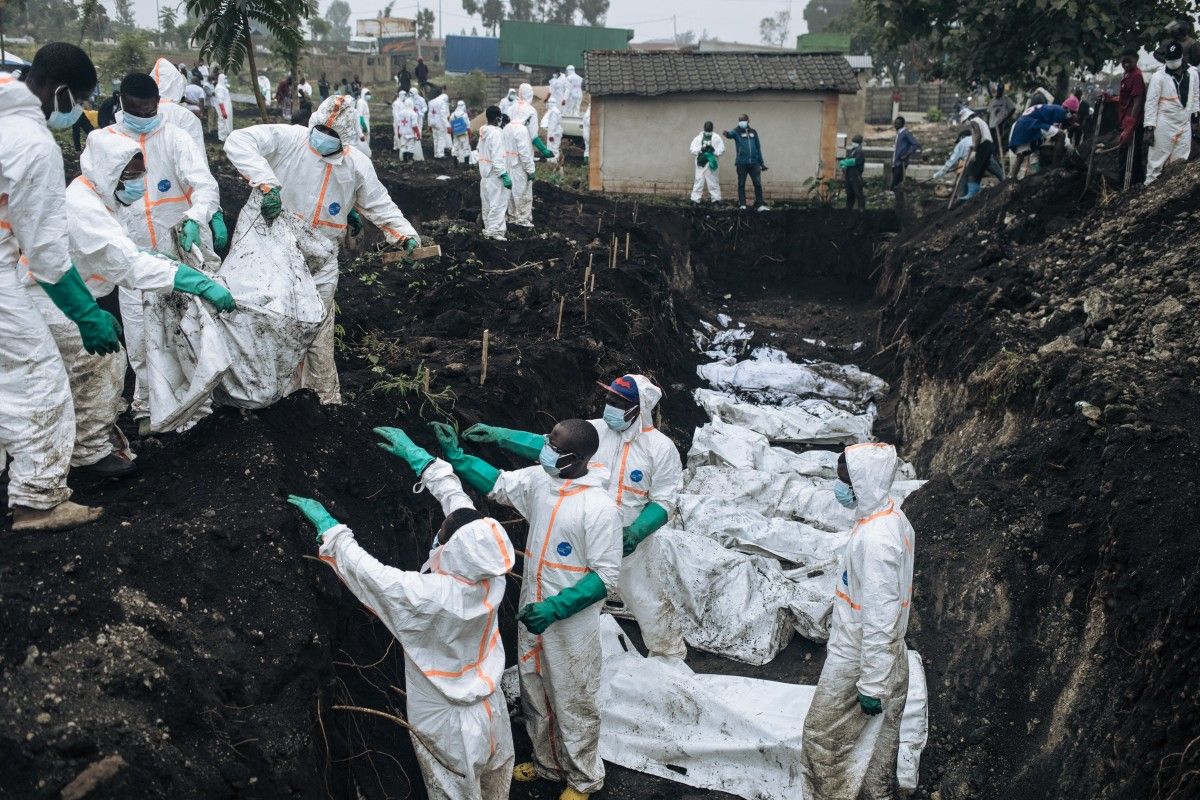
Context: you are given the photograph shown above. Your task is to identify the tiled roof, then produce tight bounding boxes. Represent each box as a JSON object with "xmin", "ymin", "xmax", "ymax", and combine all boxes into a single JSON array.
[{"xmin": 584, "ymin": 50, "xmax": 859, "ymax": 96}]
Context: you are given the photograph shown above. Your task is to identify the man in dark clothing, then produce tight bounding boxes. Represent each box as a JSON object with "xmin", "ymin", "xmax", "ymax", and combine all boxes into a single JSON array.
[
  {"xmin": 318, "ymin": 73, "xmax": 330, "ymax": 99},
  {"xmin": 890, "ymin": 116, "xmax": 920, "ymax": 188},
  {"xmin": 398, "ymin": 64, "xmax": 412, "ymax": 92},
  {"xmin": 722, "ymin": 113, "xmax": 769, "ymax": 211},
  {"xmin": 97, "ymin": 88, "xmax": 119, "ymax": 128},
  {"xmin": 987, "ymin": 85, "xmax": 1016, "ymax": 156},
  {"xmin": 415, "ymin": 58, "xmax": 429, "ymax": 89},
  {"xmin": 351, "ymin": 74, "xmax": 362, "ymax": 95},
  {"xmin": 1114, "ymin": 47, "xmax": 1147, "ymax": 188},
  {"xmin": 840, "ymin": 134, "xmax": 866, "ymax": 211}
]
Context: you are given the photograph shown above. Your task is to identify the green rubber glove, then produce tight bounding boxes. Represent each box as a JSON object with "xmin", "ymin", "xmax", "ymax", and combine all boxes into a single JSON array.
[
  {"xmin": 527, "ymin": 171, "xmax": 536, "ymax": 184},
  {"xmin": 462, "ymin": 424, "xmax": 544, "ymax": 461},
  {"xmin": 374, "ymin": 426, "xmax": 434, "ymax": 476},
  {"xmin": 858, "ymin": 693, "xmax": 883, "ymax": 716},
  {"xmin": 210, "ymin": 210, "xmax": 228, "ymax": 249},
  {"xmin": 173, "ymin": 264, "xmax": 236, "ymax": 313},
  {"xmin": 347, "ymin": 209, "xmax": 363, "ymax": 237},
  {"xmin": 430, "ymin": 421, "xmax": 499, "ymax": 494},
  {"xmin": 839, "ymin": 157, "xmax": 856, "ymax": 169},
  {"xmin": 287, "ymin": 495, "xmax": 340, "ymax": 542},
  {"xmin": 179, "ymin": 219, "xmax": 202, "ymax": 252},
  {"xmin": 260, "ymin": 186, "xmax": 282, "ymax": 221},
  {"xmin": 704, "ymin": 152, "xmax": 718, "ymax": 170},
  {"xmin": 517, "ymin": 571, "xmax": 607, "ymax": 634},
  {"xmin": 531, "ymin": 136, "xmax": 554, "ymax": 159},
  {"xmin": 622, "ymin": 501, "xmax": 669, "ymax": 556},
  {"xmin": 359, "ymin": 115, "xmax": 368, "ymax": 134},
  {"xmin": 38, "ymin": 268, "xmax": 122, "ymax": 355},
  {"xmin": 501, "ymin": 172, "xmax": 513, "ymax": 190},
  {"xmin": 404, "ymin": 236, "xmax": 419, "ymax": 254}
]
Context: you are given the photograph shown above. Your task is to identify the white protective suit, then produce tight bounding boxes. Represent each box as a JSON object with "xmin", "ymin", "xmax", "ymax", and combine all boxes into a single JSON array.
[
  {"xmin": 587, "ymin": 376, "xmax": 686, "ymax": 659},
  {"xmin": 257, "ymin": 74, "xmax": 271, "ymax": 104},
  {"xmin": 149, "ymin": 58, "xmax": 206, "ymax": 156},
  {"xmin": 214, "ymin": 74, "xmax": 233, "ymax": 141},
  {"xmin": 549, "ymin": 72, "xmax": 567, "ymax": 110},
  {"xmin": 503, "ymin": 117, "xmax": 536, "ymax": 228},
  {"xmin": 1145, "ymin": 65, "xmax": 1200, "ymax": 184},
  {"xmin": 0, "ymin": 74, "xmax": 75, "ymax": 510},
  {"xmin": 477, "ymin": 124, "xmax": 509, "ymax": 239},
  {"xmin": 450, "ymin": 101, "xmax": 472, "ymax": 162},
  {"xmin": 354, "ymin": 89, "xmax": 372, "ymax": 156},
  {"xmin": 319, "ymin": 459, "xmax": 516, "ymax": 800},
  {"xmin": 565, "ymin": 65, "xmax": 583, "ymax": 116},
  {"xmin": 429, "ymin": 93, "xmax": 452, "ymax": 158},
  {"xmin": 410, "ymin": 89, "xmax": 428, "ymax": 126},
  {"xmin": 391, "ymin": 93, "xmax": 406, "ymax": 152},
  {"xmin": 38, "ymin": 132, "xmax": 179, "ymax": 467},
  {"xmin": 582, "ymin": 107, "xmax": 590, "ymax": 160},
  {"xmin": 799, "ymin": 442, "xmax": 916, "ymax": 800},
  {"xmin": 396, "ymin": 98, "xmax": 425, "ymax": 160},
  {"xmin": 487, "ymin": 464, "xmax": 622, "ymax": 794},
  {"xmin": 498, "ymin": 88, "xmax": 518, "ymax": 121},
  {"xmin": 540, "ymin": 103, "xmax": 563, "ymax": 159},
  {"xmin": 224, "ymin": 94, "xmax": 418, "ymax": 404},
  {"xmin": 514, "ymin": 83, "xmax": 539, "ymax": 146},
  {"xmin": 689, "ymin": 130, "xmax": 725, "ymax": 202},
  {"xmin": 106, "ymin": 119, "xmax": 219, "ymax": 423}
]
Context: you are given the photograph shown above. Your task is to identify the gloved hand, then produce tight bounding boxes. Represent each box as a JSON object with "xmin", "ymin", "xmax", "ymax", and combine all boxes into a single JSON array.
[
  {"xmin": 260, "ymin": 186, "xmax": 282, "ymax": 221},
  {"xmin": 403, "ymin": 236, "xmax": 419, "ymax": 254},
  {"xmin": 173, "ymin": 264, "xmax": 236, "ymax": 313},
  {"xmin": 348, "ymin": 209, "xmax": 363, "ymax": 237},
  {"xmin": 374, "ymin": 426, "xmax": 434, "ymax": 475},
  {"xmin": 209, "ymin": 210, "xmax": 228, "ymax": 249},
  {"xmin": 179, "ymin": 219, "xmax": 202, "ymax": 252},
  {"xmin": 517, "ymin": 571, "xmax": 607, "ymax": 634},
  {"xmin": 429, "ymin": 421, "xmax": 463, "ymax": 460},
  {"xmin": 359, "ymin": 115, "xmax": 368, "ymax": 134},
  {"xmin": 462, "ymin": 423, "xmax": 544, "ymax": 460},
  {"xmin": 527, "ymin": 171, "xmax": 536, "ymax": 184},
  {"xmin": 1145, "ymin": 126, "xmax": 1155, "ymax": 148},
  {"xmin": 532, "ymin": 136, "xmax": 554, "ymax": 159},
  {"xmin": 38, "ymin": 268, "xmax": 122, "ymax": 355},
  {"xmin": 429, "ymin": 421, "xmax": 500, "ymax": 494},
  {"xmin": 761, "ymin": 165, "xmax": 769, "ymax": 171},
  {"xmin": 287, "ymin": 495, "xmax": 340, "ymax": 542},
  {"xmin": 838, "ymin": 157, "xmax": 855, "ymax": 169},
  {"xmin": 501, "ymin": 172, "xmax": 513, "ymax": 190},
  {"xmin": 858, "ymin": 693, "xmax": 883, "ymax": 716},
  {"xmin": 621, "ymin": 502, "xmax": 669, "ymax": 556}
]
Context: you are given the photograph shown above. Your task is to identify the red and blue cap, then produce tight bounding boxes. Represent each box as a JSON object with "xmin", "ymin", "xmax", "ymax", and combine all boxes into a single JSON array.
[{"xmin": 598, "ymin": 374, "xmax": 639, "ymax": 403}]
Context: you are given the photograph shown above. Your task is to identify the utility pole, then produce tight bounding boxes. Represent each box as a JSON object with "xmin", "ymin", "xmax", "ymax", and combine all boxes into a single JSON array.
[
  {"xmin": 439, "ymin": 0, "xmax": 442, "ymax": 40},
  {"xmin": 673, "ymin": 15, "xmax": 677, "ymax": 43}
]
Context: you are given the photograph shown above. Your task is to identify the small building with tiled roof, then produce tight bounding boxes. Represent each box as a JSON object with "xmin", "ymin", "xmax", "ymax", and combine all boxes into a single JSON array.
[{"xmin": 583, "ymin": 50, "xmax": 859, "ymax": 199}]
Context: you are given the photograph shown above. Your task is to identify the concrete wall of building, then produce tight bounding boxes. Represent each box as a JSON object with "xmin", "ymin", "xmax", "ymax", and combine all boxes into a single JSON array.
[
  {"xmin": 838, "ymin": 75, "xmax": 869, "ymax": 137},
  {"xmin": 589, "ymin": 91, "xmax": 836, "ymax": 200}
]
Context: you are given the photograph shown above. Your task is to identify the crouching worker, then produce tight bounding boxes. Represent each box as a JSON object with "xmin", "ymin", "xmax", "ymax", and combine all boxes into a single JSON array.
[
  {"xmin": 430, "ymin": 419, "xmax": 621, "ymax": 800},
  {"xmin": 462, "ymin": 375, "xmax": 686, "ymax": 663},
  {"xmin": 800, "ymin": 442, "xmax": 916, "ymax": 800},
  {"xmin": 224, "ymin": 94, "xmax": 420, "ymax": 405},
  {"xmin": 36, "ymin": 131, "xmax": 234, "ymax": 478},
  {"xmin": 287, "ymin": 424, "xmax": 517, "ymax": 800}
]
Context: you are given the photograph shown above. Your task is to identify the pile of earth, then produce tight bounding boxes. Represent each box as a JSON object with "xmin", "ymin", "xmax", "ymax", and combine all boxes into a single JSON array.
[{"xmin": 878, "ymin": 161, "xmax": 1200, "ymax": 799}]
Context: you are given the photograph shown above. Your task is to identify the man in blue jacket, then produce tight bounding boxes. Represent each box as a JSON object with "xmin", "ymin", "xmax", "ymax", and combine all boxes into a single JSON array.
[
  {"xmin": 723, "ymin": 113, "xmax": 769, "ymax": 211},
  {"xmin": 890, "ymin": 116, "xmax": 920, "ymax": 189}
]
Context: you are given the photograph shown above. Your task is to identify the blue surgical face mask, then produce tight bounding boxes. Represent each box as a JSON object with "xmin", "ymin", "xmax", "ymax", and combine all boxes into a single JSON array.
[
  {"xmin": 833, "ymin": 481, "xmax": 856, "ymax": 509},
  {"xmin": 539, "ymin": 443, "xmax": 574, "ymax": 478},
  {"xmin": 114, "ymin": 176, "xmax": 146, "ymax": 206},
  {"xmin": 122, "ymin": 112, "xmax": 162, "ymax": 134},
  {"xmin": 603, "ymin": 403, "xmax": 635, "ymax": 432},
  {"xmin": 738, "ymin": 120, "xmax": 749, "ymax": 129},
  {"xmin": 47, "ymin": 86, "xmax": 82, "ymax": 130},
  {"xmin": 309, "ymin": 127, "xmax": 342, "ymax": 155}
]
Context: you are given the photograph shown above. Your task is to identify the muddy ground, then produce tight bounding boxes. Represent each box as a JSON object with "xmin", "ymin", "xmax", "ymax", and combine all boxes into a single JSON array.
[{"xmin": 5, "ymin": 123, "xmax": 1194, "ymax": 800}]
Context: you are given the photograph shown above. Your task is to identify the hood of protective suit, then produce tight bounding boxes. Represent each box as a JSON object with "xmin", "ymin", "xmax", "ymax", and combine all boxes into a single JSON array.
[
  {"xmin": 566, "ymin": 65, "xmax": 576, "ymax": 75},
  {"xmin": 80, "ymin": 130, "xmax": 142, "ymax": 210},
  {"xmin": 310, "ymin": 94, "xmax": 360, "ymax": 145},
  {"xmin": 428, "ymin": 518, "xmax": 515, "ymax": 582},
  {"xmin": 601, "ymin": 374, "xmax": 662, "ymax": 442},
  {"xmin": 455, "ymin": 100, "xmax": 466, "ymax": 112},
  {"xmin": 518, "ymin": 83, "xmax": 534, "ymax": 103},
  {"xmin": 437, "ymin": 92, "xmax": 448, "ymax": 105},
  {"xmin": 151, "ymin": 58, "xmax": 187, "ymax": 102},
  {"xmin": 0, "ymin": 75, "xmax": 46, "ymax": 129},
  {"xmin": 217, "ymin": 74, "xmax": 228, "ymax": 88},
  {"xmin": 844, "ymin": 442, "xmax": 898, "ymax": 517},
  {"xmin": 403, "ymin": 98, "xmax": 414, "ymax": 111},
  {"xmin": 506, "ymin": 88, "xmax": 517, "ymax": 99},
  {"xmin": 360, "ymin": 88, "xmax": 371, "ymax": 101}
]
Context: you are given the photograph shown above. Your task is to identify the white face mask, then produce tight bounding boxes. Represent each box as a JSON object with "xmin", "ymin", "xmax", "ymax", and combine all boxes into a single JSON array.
[{"xmin": 1167, "ymin": 58, "xmax": 1184, "ymax": 70}]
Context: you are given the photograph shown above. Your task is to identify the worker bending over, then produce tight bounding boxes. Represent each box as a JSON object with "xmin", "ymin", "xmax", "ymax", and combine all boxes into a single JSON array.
[
  {"xmin": 288, "ymin": 425, "xmax": 516, "ymax": 800},
  {"xmin": 2, "ymin": 43, "xmax": 120, "ymax": 530},
  {"xmin": 224, "ymin": 94, "xmax": 419, "ymax": 404},
  {"xmin": 463, "ymin": 375, "xmax": 686, "ymax": 662},
  {"xmin": 477, "ymin": 106, "xmax": 512, "ymax": 241},
  {"xmin": 1145, "ymin": 40, "xmax": 1200, "ymax": 184},
  {"xmin": 959, "ymin": 106, "xmax": 997, "ymax": 198},
  {"xmin": 432, "ymin": 419, "xmax": 621, "ymax": 800},
  {"xmin": 800, "ymin": 443, "xmax": 916, "ymax": 800},
  {"xmin": 1008, "ymin": 103, "xmax": 1074, "ymax": 178}
]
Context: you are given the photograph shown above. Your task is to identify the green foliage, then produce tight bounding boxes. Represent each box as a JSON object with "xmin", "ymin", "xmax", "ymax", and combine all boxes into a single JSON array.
[
  {"xmin": 324, "ymin": 0, "xmax": 351, "ymax": 40},
  {"xmin": 465, "ymin": 0, "xmax": 608, "ymax": 27},
  {"xmin": 416, "ymin": 7, "xmax": 434, "ymax": 39},
  {"xmin": 112, "ymin": 0, "xmax": 136, "ymax": 31},
  {"xmin": 308, "ymin": 16, "xmax": 331, "ymax": 40},
  {"xmin": 803, "ymin": 0, "xmax": 853, "ymax": 34},
  {"xmin": 442, "ymin": 69, "xmax": 488, "ymax": 109},
  {"xmin": 760, "ymin": 10, "xmax": 791, "ymax": 47},
  {"xmin": 926, "ymin": 107, "xmax": 942, "ymax": 122},
  {"xmin": 78, "ymin": 0, "xmax": 109, "ymax": 44},
  {"xmin": 101, "ymin": 30, "xmax": 150, "ymax": 84}
]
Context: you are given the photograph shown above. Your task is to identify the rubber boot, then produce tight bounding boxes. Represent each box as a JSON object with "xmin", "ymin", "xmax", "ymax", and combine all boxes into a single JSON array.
[
  {"xmin": 81, "ymin": 452, "xmax": 138, "ymax": 479},
  {"xmin": 403, "ymin": 152, "xmax": 413, "ymax": 163},
  {"xmin": 965, "ymin": 181, "xmax": 981, "ymax": 198},
  {"xmin": 12, "ymin": 501, "xmax": 103, "ymax": 532}
]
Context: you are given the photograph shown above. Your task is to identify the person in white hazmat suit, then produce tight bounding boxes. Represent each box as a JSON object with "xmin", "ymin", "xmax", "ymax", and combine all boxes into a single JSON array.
[
  {"xmin": 288, "ymin": 425, "xmax": 518, "ymax": 800},
  {"xmin": 0, "ymin": 43, "xmax": 123, "ymax": 531},
  {"xmin": 504, "ymin": 110, "xmax": 537, "ymax": 229},
  {"xmin": 214, "ymin": 73, "xmax": 233, "ymax": 142},
  {"xmin": 799, "ymin": 442, "xmax": 916, "ymax": 800},
  {"xmin": 257, "ymin": 73, "xmax": 271, "ymax": 106},
  {"xmin": 689, "ymin": 121, "xmax": 725, "ymax": 203},
  {"xmin": 354, "ymin": 88, "xmax": 372, "ymax": 156},
  {"xmin": 391, "ymin": 89, "xmax": 405, "ymax": 153},
  {"xmin": 429, "ymin": 92, "xmax": 452, "ymax": 158},
  {"xmin": 223, "ymin": 94, "xmax": 420, "ymax": 405},
  {"xmin": 396, "ymin": 97, "xmax": 425, "ymax": 162},
  {"xmin": 463, "ymin": 374, "xmax": 686, "ymax": 662},
  {"xmin": 450, "ymin": 100, "xmax": 472, "ymax": 163},
  {"xmin": 39, "ymin": 131, "xmax": 236, "ymax": 478},
  {"xmin": 564, "ymin": 65, "xmax": 583, "ymax": 116},
  {"xmin": 581, "ymin": 106, "xmax": 590, "ymax": 164},
  {"xmin": 410, "ymin": 88, "xmax": 428, "ymax": 126},
  {"xmin": 142, "ymin": 58, "xmax": 206, "ymax": 156},
  {"xmin": 431, "ymin": 419, "xmax": 622, "ymax": 800},
  {"xmin": 477, "ymin": 105, "xmax": 512, "ymax": 240},
  {"xmin": 1145, "ymin": 40, "xmax": 1200, "ymax": 184},
  {"xmin": 499, "ymin": 87, "xmax": 518, "ymax": 121},
  {"xmin": 541, "ymin": 101, "xmax": 563, "ymax": 160}
]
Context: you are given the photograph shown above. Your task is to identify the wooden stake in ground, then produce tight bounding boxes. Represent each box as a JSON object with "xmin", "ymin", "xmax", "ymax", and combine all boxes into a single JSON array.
[
  {"xmin": 555, "ymin": 296, "xmax": 565, "ymax": 339},
  {"xmin": 480, "ymin": 329, "xmax": 489, "ymax": 385},
  {"xmin": 596, "ymin": 213, "xmax": 602, "ymax": 233},
  {"xmin": 633, "ymin": 201, "xmax": 638, "ymax": 223},
  {"xmin": 583, "ymin": 265, "xmax": 592, "ymax": 321},
  {"xmin": 588, "ymin": 252, "xmax": 594, "ymax": 274},
  {"xmin": 625, "ymin": 232, "xmax": 630, "ymax": 261}
]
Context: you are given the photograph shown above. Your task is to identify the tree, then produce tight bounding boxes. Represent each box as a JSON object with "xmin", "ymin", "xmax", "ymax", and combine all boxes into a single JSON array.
[
  {"xmin": 102, "ymin": 30, "xmax": 150, "ymax": 84},
  {"xmin": 416, "ymin": 7, "xmax": 434, "ymax": 39},
  {"xmin": 869, "ymin": 0, "xmax": 1194, "ymax": 94},
  {"xmin": 803, "ymin": 0, "xmax": 852, "ymax": 34},
  {"xmin": 309, "ymin": 16, "xmax": 331, "ymax": 40},
  {"xmin": 78, "ymin": 0, "xmax": 107, "ymax": 44},
  {"xmin": 325, "ymin": 0, "xmax": 351, "ymax": 40},
  {"xmin": 113, "ymin": 0, "xmax": 137, "ymax": 32},
  {"xmin": 382, "ymin": 1, "xmax": 394, "ymax": 16},
  {"xmin": 577, "ymin": 0, "xmax": 608, "ymax": 25},
  {"xmin": 462, "ymin": 0, "xmax": 505, "ymax": 33},
  {"xmin": 187, "ymin": 0, "xmax": 313, "ymax": 121},
  {"xmin": 509, "ymin": 0, "xmax": 534, "ymax": 21},
  {"xmin": 0, "ymin": 0, "xmax": 28, "ymax": 64},
  {"xmin": 759, "ymin": 10, "xmax": 790, "ymax": 47},
  {"xmin": 675, "ymin": 29, "xmax": 696, "ymax": 46},
  {"xmin": 827, "ymin": 0, "xmax": 931, "ymax": 81}
]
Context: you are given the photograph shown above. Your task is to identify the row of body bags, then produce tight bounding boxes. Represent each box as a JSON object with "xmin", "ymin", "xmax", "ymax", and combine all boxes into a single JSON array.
[{"xmin": 145, "ymin": 193, "xmax": 330, "ymax": 431}]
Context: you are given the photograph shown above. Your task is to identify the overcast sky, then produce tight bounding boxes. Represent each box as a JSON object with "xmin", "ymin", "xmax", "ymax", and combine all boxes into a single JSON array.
[{"xmin": 129, "ymin": 0, "xmax": 807, "ymax": 49}]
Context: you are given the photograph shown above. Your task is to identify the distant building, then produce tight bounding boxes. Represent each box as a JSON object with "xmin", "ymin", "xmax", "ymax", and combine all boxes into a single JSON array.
[{"xmin": 584, "ymin": 50, "xmax": 859, "ymax": 198}]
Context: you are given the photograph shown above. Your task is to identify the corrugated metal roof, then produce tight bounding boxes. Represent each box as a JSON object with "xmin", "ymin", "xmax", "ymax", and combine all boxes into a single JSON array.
[
  {"xmin": 499, "ymin": 20, "xmax": 633, "ymax": 70},
  {"xmin": 845, "ymin": 54, "xmax": 874, "ymax": 71},
  {"xmin": 584, "ymin": 50, "xmax": 859, "ymax": 96}
]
